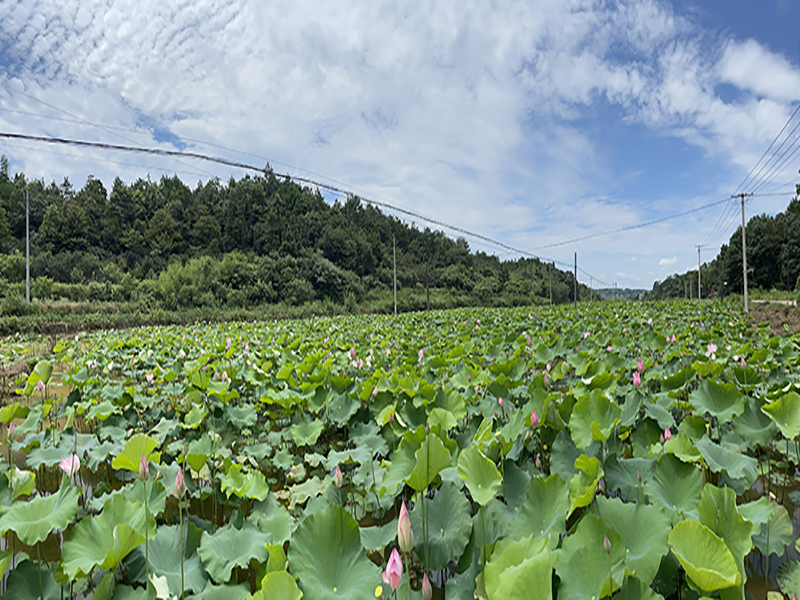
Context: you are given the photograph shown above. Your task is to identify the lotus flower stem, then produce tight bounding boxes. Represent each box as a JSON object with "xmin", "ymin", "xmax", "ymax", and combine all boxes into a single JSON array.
[
  {"xmin": 37, "ymin": 542, "xmax": 44, "ymax": 600},
  {"xmin": 481, "ymin": 505, "xmax": 487, "ymax": 566},
  {"xmin": 179, "ymin": 501, "xmax": 184, "ymax": 599}
]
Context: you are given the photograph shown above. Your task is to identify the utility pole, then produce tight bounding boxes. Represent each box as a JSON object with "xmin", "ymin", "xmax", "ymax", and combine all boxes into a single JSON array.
[
  {"xmin": 425, "ymin": 262, "xmax": 430, "ymax": 312},
  {"xmin": 732, "ymin": 193, "xmax": 752, "ymax": 313},
  {"xmin": 590, "ymin": 275, "xmax": 593, "ymax": 302},
  {"xmin": 696, "ymin": 245, "xmax": 701, "ymax": 300},
  {"xmin": 548, "ymin": 263, "xmax": 552, "ymax": 306},
  {"xmin": 393, "ymin": 236, "xmax": 397, "ymax": 316},
  {"xmin": 573, "ymin": 252, "xmax": 577, "ymax": 309},
  {"xmin": 25, "ymin": 186, "xmax": 30, "ymax": 305}
]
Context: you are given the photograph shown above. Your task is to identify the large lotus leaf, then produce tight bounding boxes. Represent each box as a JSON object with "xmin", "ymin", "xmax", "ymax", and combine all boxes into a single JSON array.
[
  {"xmin": 193, "ymin": 582, "xmax": 251, "ymax": 600},
  {"xmin": 497, "ymin": 409, "xmax": 527, "ymax": 455},
  {"xmin": 644, "ymin": 454, "xmax": 701, "ymax": 524},
  {"xmin": 752, "ymin": 500, "xmax": 793, "ymax": 557},
  {"xmin": 694, "ymin": 436, "xmax": 757, "ymax": 484},
  {"xmin": 660, "ymin": 432, "xmax": 702, "ymax": 463},
  {"xmin": 688, "ymin": 380, "xmax": 745, "ymax": 423},
  {"xmin": 253, "ymin": 571, "xmax": 303, "ymax": 600},
  {"xmin": 738, "ymin": 496, "xmax": 773, "ymax": 532},
  {"xmin": 410, "ymin": 482, "xmax": 472, "ymax": 570},
  {"xmin": 569, "ymin": 389, "xmax": 621, "ymax": 449},
  {"xmin": 219, "ymin": 463, "xmax": 270, "ymax": 501},
  {"xmin": 4, "ymin": 559, "xmax": 61, "ymax": 600},
  {"xmin": 379, "ymin": 426, "xmax": 427, "ymax": 497},
  {"xmin": 198, "ymin": 521, "xmax": 270, "ymax": 583},
  {"xmin": 762, "ymin": 392, "xmax": 800, "ymax": 439},
  {"xmin": 668, "ymin": 520, "xmax": 740, "ymax": 592},
  {"xmin": 457, "ymin": 446, "xmax": 502, "ymax": 506},
  {"xmin": 484, "ymin": 533, "xmax": 553, "ymax": 600},
  {"xmin": 603, "ymin": 456, "xmax": 655, "ymax": 500},
  {"xmin": 128, "ymin": 523, "xmax": 207, "ymax": 597},
  {"xmin": 661, "ymin": 365, "xmax": 695, "ymax": 391},
  {"xmin": 594, "ymin": 496, "xmax": 670, "ymax": 585},
  {"xmin": 406, "ymin": 432, "xmax": 452, "ymax": 492},
  {"xmin": 777, "ymin": 561, "xmax": 800, "ymax": 599},
  {"xmin": 8, "ymin": 468, "xmax": 36, "ymax": 500},
  {"xmin": 224, "ymin": 403, "xmax": 257, "ymax": 430},
  {"xmin": 186, "ymin": 436, "xmax": 217, "ymax": 473},
  {"xmin": 328, "ymin": 390, "xmax": 359, "ymax": 425},
  {"xmin": 26, "ymin": 444, "xmax": 71, "ymax": 470},
  {"xmin": 288, "ymin": 504, "xmax": 381, "ymax": 600},
  {"xmin": 63, "ymin": 493, "xmax": 156, "ymax": 578},
  {"xmin": 112, "ymin": 585, "xmax": 150, "ymax": 600},
  {"xmin": 0, "ymin": 480, "xmax": 80, "ymax": 545},
  {"xmin": 291, "ymin": 419, "xmax": 324, "ymax": 447},
  {"xmin": 111, "ymin": 433, "xmax": 161, "ymax": 472},
  {"xmin": 550, "ymin": 429, "xmax": 583, "ymax": 484},
  {"xmin": 510, "ymin": 473, "xmax": 568, "ymax": 542},
  {"xmin": 556, "ymin": 513, "xmax": 625, "ymax": 600},
  {"xmin": 359, "ymin": 519, "xmax": 398, "ymax": 551},
  {"xmin": 249, "ymin": 494, "xmax": 296, "ymax": 545},
  {"xmin": 616, "ymin": 576, "xmax": 665, "ymax": 600},
  {"xmin": 568, "ymin": 454, "xmax": 602, "ymax": 517},
  {"xmin": 733, "ymin": 399, "xmax": 778, "ymax": 449}
]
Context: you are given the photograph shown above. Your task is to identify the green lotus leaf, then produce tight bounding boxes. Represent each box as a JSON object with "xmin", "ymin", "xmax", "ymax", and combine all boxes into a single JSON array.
[
  {"xmin": 379, "ymin": 426, "xmax": 427, "ymax": 497},
  {"xmin": 568, "ymin": 454, "xmax": 602, "ymax": 517},
  {"xmin": 594, "ymin": 496, "xmax": 670, "ymax": 585},
  {"xmin": 615, "ymin": 576, "xmax": 665, "ymax": 599},
  {"xmin": 485, "ymin": 533, "xmax": 553, "ymax": 600},
  {"xmin": 224, "ymin": 403, "xmax": 257, "ymax": 430},
  {"xmin": 181, "ymin": 404, "xmax": 207, "ymax": 430},
  {"xmin": 63, "ymin": 493, "xmax": 156, "ymax": 579},
  {"xmin": 253, "ymin": 571, "xmax": 303, "ymax": 600},
  {"xmin": 186, "ymin": 436, "xmax": 217, "ymax": 473},
  {"xmin": 457, "ymin": 446, "xmax": 502, "ymax": 506},
  {"xmin": 644, "ymin": 454, "xmax": 701, "ymax": 524},
  {"xmin": 288, "ymin": 504, "xmax": 380, "ymax": 600},
  {"xmin": 660, "ymin": 431, "xmax": 702, "ymax": 463},
  {"xmin": 406, "ymin": 432, "xmax": 452, "ymax": 492},
  {"xmin": 0, "ymin": 548, "xmax": 12, "ymax": 581},
  {"xmin": 497, "ymin": 409, "xmax": 527, "ymax": 455},
  {"xmin": 603, "ymin": 456, "xmax": 655, "ymax": 500},
  {"xmin": 111, "ymin": 433, "xmax": 161, "ymax": 472},
  {"xmin": 198, "ymin": 521, "xmax": 271, "ymax": 584},
  {"xmin": 0, "ymin": 480, "xmax": 80, "ymax": 545},
  {"xmin": 428, "ymin": 407, "xmax": 458, "ymax": 433},
  {"xmin": 688, "ymin": 380, "xmax": 745, "ymax": 424},
  {"xmin": 569, "ymin": 389, "xmax": 621, "ymax": 449},
  {"xmin": 0, "ymin": 402, "xmax": 28, "ymax": 424},
  {"xmin": 287, "ymin": 476, "xmax": 328, "ymax": 510},
  {"xmin": 510, "ymin": 473, "xmax": 568, "ymax": 542},
  {"xmin": 643, "ymin": 397, "xmax": 674, "ymax": 431},
  {"xmin": 249, "ymin": 493, "xmax": 296, "ymax": 545},
  {"xmin": 752, "ymin": 500, "xmax": 793, "ymax": 557},
  {"xmin": 668, "ymin": 520, "xmax": 740, "ymax": 592},
  {"xmin": 762, "ymin": 391, "xmax": 800, "ymax": 439},
  {"xmin": 110, "ymin": 585, "xmax": 149, "ymax": 600},
  {"xmin": 359, "ymin": 519, "xmax": 398, "ymax": 551},
  {"xmin": 328, "ymin": 390, "xmax": 358, "ymax": 426},
  {"xmin": 556, "ymin": 513, "xmax": 625, "ymax": 600},
  {"xmin": 86, "ymin": 400, "xmax": 118, "ymax": 421},
  {"xmin": 291, "ymin": 419, "xmax": 324, "ymax": 447},
  {"xmin": 127, "ymin": 523, "xmax": 208, "ymax": 597},
  {"xmin": 738, "ymin": 496, "xmax": 773, "ymax": 532},
  {"xmin": 661, "ymin": 365, "xmax": 695, "ymax": 391},
  {"xmin": 219, "ymin": 463, "xmax": 270, "ymax": 501},
  {"xmin": 8, "ymin": 468, "xmax": 35, "ymax": 500},
  {"xmin": 777, "ymin": 560, "xmax": 800, "ymax": 599},
  {"xmin": 193, "ymin": 581, "xmax": 251, "ymax": 600},
  {"xmin": 694, "ymin": 436, "xmax": 757, "ymax": 484},
  {"xmin": 410, "ymin": 482, "xmax": 472, "ymax": 570},
  {"xmin": 4, "ymin": 559, "xmax": 61, "ymax": 600},
  {"xmin": 732, "ymin": 399, "xmax": 777, "ymax": 448}
]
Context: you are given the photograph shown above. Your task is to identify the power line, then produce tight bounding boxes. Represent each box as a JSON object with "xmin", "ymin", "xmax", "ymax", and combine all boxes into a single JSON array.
[{"xmin": 0, "ymin": 130, "xmax": 613, "ymax": 286}]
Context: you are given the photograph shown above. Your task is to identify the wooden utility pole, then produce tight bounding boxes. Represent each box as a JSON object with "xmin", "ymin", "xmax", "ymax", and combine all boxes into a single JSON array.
[
  {"xmin": 696, "ymin": 245, "xmax": 702, "ymax": 300},
  {"xmin": 393, "ymin": 236, "xmax": 397, "ymax": 316},
  {"xmin": 590, "ymin": 275, "xmax": 593, "ymax": 302},
  {"xmin": 732, "ymin": 193, "xmax": 752, "ymax": 313},
  {"xmin": 425, "ymin": 262, "xmax": 430, "ymax": 312},
  {"xmin": 25, "ymin": 186, "xmax": 30, "ymax": 305},
  {"xmin": 573, "ymin": 252, "xmax": 577, "ymax": 309},
  {"xmin": 549, "ymin": 263, "xmax": 552, "ymax": 306}
]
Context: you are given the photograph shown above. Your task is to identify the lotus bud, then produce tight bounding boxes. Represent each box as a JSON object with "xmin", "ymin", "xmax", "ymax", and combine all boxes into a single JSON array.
[
  {"xmin": 543, "ymin": 373, "xmax": 550, "ymax": 387},
  {"xmin": 664, "ymin": 427, "xmax": 672, "ymax": 441},
  {"xmin": 637, "ymin": 360, "xmax": 644, "ymax": 374},
  {"xmin": 398, "ymin": 500, "xmax": 414, "ymax": 553},
  {"xmin": 60, "ymin": 453, "xmax": 80, "ymax": 477},
  {"xmin": 8, "ymin": 422, "xmax": 15, "ymax": 439},
  {"xmin": 382, "ymin": 548, "xmax": 403, "ymax": 591},
  {"xmin": 175, "ymin": 466, "xmax": 186, "ymax": 498},
  {"xmin": 334, "ymin": 464, "xmax": 343, "ymax": 488},
  {"xmin": 546, "ymin": 362, "xmax": 551, "ymax": 372},
  {"xmin": 633, "ymin": 372, "xmax": 641, "ymax": 388},
  {"xmin": 637, "ymin": 469, "xmax": 642, "ymax": 482},
  {"xmin": 426, "ymin": 423, "xmax": 430, "ymax": 435},
  {"xmin": 535, "ymin": 454, "xmax": 542, "ymax": 469},
  {"xmin": 531, "ymin": 410, "xmax": 539, "ymax": 428},
  {"xmin": 603, "ymin": 534, "xmax": 611, "ymax": 553},
  {"xmin": 422, "ymin": 573, "xmax": 432, "ymax": 600},
  {"xmin": 659, "ymin": 434, "xmax": 665, "ymax": 444},
  {"xmin": 498, "ymin": 397, "xmax": 503, "ymax": 408},
  {"xmin": 139, "ymin": 453, "xmax": 149, "ymax": 481},
  {"xmin": 37, "ymin": 379, "xmax": 45, "ymax": 391}
]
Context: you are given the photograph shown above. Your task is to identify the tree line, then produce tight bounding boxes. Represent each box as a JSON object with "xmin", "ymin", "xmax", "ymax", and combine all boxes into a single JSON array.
[
  {"xmin": 0, "ymin": 155, "xmax": 596, "ymax": 314},
  {"xmin": 649, "ymin": 185, "xmax": 800, "ymax": 300}
]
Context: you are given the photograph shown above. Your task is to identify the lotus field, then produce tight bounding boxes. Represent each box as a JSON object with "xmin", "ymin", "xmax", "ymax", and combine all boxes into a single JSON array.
[{"xmin": 2, "ymin": 302, "xmax": 800, "ymax": 599}]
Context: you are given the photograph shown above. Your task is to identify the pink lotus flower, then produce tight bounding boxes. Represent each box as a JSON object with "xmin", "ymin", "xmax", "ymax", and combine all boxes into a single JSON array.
[
  {"xmin": 418, "ymin": 349, "xmax": 424, "ymax": 361},
  {"xmin": 648, "ymin": 318, "xmax": 653, "ymax": 325},
  {"xmin": 334, "ymin": 464, "xmax": 343, "ymax": 488},
  {"xmin": 607, "ymin": 346, "xmax": 613, "ymax": 352},
  {"xmin": 382, "ymin": 548, "xmax": 403, "ymax": 592},
  {"xmin": 139, "ymin": 453, "xmax": 149, "ymax": 481},
  {"xmin": 37, "ymin": 379, "xmax": 45, "ymax": 392},
  {"xmin": 535, "ymin": 454, "xmax": 542, "ymax": 469},
  {"xmin": 498, "ymin": 397, "xmax": 503, "ymax": 408},
  {"xmin": 60, "ymin": 453, "xmax": 80, "ymax": 476},
  {"xmin": 543, "ymin": 373, "xmax": 550, "ymax": 387},
  {"xmin": 546, "ymin": 362, "xmax": 551, "ymax": 372},
  {"xmin": 398, "ymin": 500, "xmax": 414, "ymax": 553},
  {"xmin": 633, "ymin": 372, "xmax": 641, "ymax": 388},
  {"xmin": 350, "ymin": 348, "xmax": 356, "ymax": 359},
  {"xmin": 740, "ymin": 357, "xmax": 746, "ymax": 368},
  {"xmin": 146, "ymin": 372, "xmax": 154, "ymax": 383},
  {"xmin": 664, "ymin": 428, "xmax": 672, "ymax": 441},
  {"xmin": 531, "ymin": 410, "xmax": 539, "ymax": 428},
  {"xmin": 175, "ymin": 466, "xmax": 186, "ymax": 498},
  {"xmin": 422, "ymin": 573, "xmax": 432, "ymax": 600},
  {"xmin": 706, "ymin": 343, "xmax": 717, "ymax": 357},
  {"xmin": 8, "ymin": 422, "xmax": 15, "ymax": 438},
  {"xmin": 637, "ymin": 360, "xmax": 644, "ymax": 374}
]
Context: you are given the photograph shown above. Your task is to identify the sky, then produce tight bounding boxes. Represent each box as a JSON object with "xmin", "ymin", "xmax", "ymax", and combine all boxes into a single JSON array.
[{"xmin": 1, "ymin": 0, "xmax": 799, "ymax": 290}]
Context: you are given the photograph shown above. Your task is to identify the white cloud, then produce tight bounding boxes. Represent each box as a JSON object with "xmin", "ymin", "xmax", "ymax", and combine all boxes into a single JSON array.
[
  {"xmin": 718, "ymin": 38, "xmax": 800, "ymax": 102},
  {"xmin": 659, "ymin": 257, "xmax": 677, "ymax": 266}
]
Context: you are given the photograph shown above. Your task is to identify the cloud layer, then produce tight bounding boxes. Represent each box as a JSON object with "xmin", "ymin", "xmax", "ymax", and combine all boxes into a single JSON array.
[{"xmin": 0, "ymin": 0, "xmax": 798, "ymax": 286}]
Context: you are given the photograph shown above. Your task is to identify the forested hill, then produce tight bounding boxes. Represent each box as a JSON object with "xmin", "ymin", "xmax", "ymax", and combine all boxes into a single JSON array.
[
  {"xmin": 649, "ymin": 185, "xmax": 800, "ymax": 300},
  {"xmin": 0, "ymin": 156, "xmax": 594, "ymax": 313}
]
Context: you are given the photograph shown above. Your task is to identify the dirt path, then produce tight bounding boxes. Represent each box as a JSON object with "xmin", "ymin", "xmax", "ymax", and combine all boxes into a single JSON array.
[{"xmin": 749, "ymin": 302, "xmax": 800, "ymax": 335}]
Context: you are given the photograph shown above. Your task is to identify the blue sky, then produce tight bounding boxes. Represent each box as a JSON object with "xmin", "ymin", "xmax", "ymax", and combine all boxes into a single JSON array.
[{"xmin": 0, "ymin": 0, "xmax": 799, "ymax": 290}]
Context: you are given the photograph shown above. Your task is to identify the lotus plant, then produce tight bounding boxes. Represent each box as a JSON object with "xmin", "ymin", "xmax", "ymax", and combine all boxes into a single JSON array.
[
  {"xmin": 175, "ymin": 465, "xmax": 186, "ymax": 599},
  {"xmin": 140, "ymin": 453, "xmax": 150, "ymax": 583},
  {"xmin": 422, "ymin": 573, "xmax": 432, "ymax": 600},
  {"xmin": 59, "ymin": 453, "xmax": 80, "ymax": 488},
  {"xmin": 382, "ymin": 548, "xmax": 403, "ymax": 597},
  {"xmin": 398, "ymin": 499, "xmax": 413, "ymax": 600}
]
